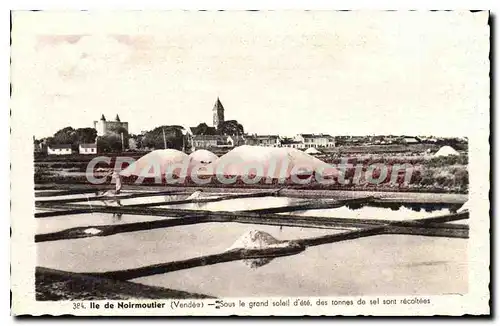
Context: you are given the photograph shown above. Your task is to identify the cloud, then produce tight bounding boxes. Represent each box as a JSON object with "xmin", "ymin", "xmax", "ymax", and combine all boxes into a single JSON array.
[
  {"xmin": 36, "ymin": 34, "xmax": 85, "ymax": 49},
  {"xmin": 33, "ymin": 34, "xmax": 136, "ymax": 98}
]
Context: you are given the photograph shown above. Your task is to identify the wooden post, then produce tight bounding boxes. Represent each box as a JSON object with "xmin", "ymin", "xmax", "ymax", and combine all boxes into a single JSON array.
[{"xmin": 162, "ymin": 128, "xmax": 167, "ymax": 149}]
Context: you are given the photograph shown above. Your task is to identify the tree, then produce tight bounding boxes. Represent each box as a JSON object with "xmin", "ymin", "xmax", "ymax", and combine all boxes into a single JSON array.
[
  {"xmin": 50, "ymin": 127, "xmax": 76, "ymax": 145},
  {"xmin": 47, "ymin": 126, "xmax": 98, "ymax": 151},
  {"xmin": 142, "ymin": 125, "xmax": 186, "ymax": 150},
  {"xmin": 219, "ymin": 120, "xmax": 244, "ymax": 136},
  {"xmin": 75, "ymin": 128, "xmax": 97, "ymax": 144},
  {"xmin": 129, "ymin": 134, "xmax": 144, "ymax": 149},
  {"xmin": 97, "ymin": 134, "xmax": 125, "ymax": 152}
]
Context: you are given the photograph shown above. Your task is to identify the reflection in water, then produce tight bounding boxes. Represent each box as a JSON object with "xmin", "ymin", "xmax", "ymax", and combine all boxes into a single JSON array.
[
  {"xmin": 242, "ymin": 258, "xmax": 273, "ymax": 269},
  {"xmin": 191, "ymin": 201, "xmax": 207, "ymax": 210},
  {"xmin": 96, "ymin": 197, "xmax": 122, "ymax": 207},
  {"xmin": 226, "ymin": 229, "xmax": 285, "ymax": 270},
  {"xmin": 345, "ymin": 202, "xmax": 460, "ymax": 213},
  {"xmin": 163, "ymin": 196, "xmax": 306, "ymax": 212},
  {"xmin": 112, "ymin": 213, "xmax": 123, "ymax": 222}
]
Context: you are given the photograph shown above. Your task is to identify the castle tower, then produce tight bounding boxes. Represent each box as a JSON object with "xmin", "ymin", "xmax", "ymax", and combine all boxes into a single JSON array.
[
  {"xmin": 213, "ymin": 97, "xmax": 225, "ymax": 130},
  {"xmin": 95, "ymin": 114, "xmax": 107, "ymax": 136}
]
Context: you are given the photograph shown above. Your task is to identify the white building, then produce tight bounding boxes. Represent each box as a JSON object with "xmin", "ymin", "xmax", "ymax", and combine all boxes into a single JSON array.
[
  {"xmin": 245, "ymin": 135, "xmax": 281, "ymax": 147},
  {"xmin": 191, "ymin": 135, "xmax": 236, "ymax": 150},
  {"xmin": 281, "ymin": 139, "xmax": 305, "ymax": 149},
  {"xmin": 79, "ymin": 143, "xmax": 97, "ymax": 155},
  {"xmin": 403, "ymin": 137, "xmax": 420, "ymax": 144},
  {"xmin": 294, "ymin": 134, "xmax": 335, "ymax": 148},
  {"xmin": 47, "ymin": 144, "xmax": 72, "ymax": 155}
]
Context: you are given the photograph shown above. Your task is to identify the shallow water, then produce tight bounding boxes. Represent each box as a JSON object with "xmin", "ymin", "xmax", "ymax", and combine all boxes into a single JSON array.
[
  {"xmin": 70, "ymin": 194, "xmax": 190, "ymax": 207},
  {"xmin": 160, "ymin": 196, "xmax": 307, "ymax": 211},
  {"xmin": 36, "ymin": 193, "xmax": 99, "ymax": 201},
  {"xmin": 282, "ymin": 205, "xmax": 454, "ymax": 221},
  {"xmin": 36, "ymin": 213, "xmax": 176, "ymax": 234},
  {"xmin": 133, "ymin": 235, "xmax": 467, "ymax": 296},
  {"xmin": 37, "ymin": 222, "xmax": 344, "ymax": 273},
  {"xmin": 35, "ymin": 194, "xmax": 467, "ymax": 296},
  {"xmin": 446, "ymin": 219, "xmax": 469, "ymax": 225}
]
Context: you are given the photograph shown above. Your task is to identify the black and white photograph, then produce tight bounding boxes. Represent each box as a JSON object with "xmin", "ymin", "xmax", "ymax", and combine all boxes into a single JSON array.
[{"xmin": 10, "ymin": 10, "xmax": 490, "ymax": 316}]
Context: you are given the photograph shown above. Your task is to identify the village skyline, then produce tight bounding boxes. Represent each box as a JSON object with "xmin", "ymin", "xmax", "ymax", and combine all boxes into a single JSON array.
[
  {"xmin": 34, "ymin": 98, "xmax": 468, "ymax": 156},
  {"xmin": 34, "ymin": 101, "xmax": 468, "ymax": 143}
]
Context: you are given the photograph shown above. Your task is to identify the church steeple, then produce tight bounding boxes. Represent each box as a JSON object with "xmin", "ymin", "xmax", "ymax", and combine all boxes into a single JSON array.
[
  {"xmin": 100, "ymin": 114, "xmax": 106, "ymax": 121},
  {"xmin": 213, "ymin": 97, "xmax": 225, "ymax": 130},
  {"xmin": 115, "ymin": 114, "xmax": 121, "ymax": 122}
]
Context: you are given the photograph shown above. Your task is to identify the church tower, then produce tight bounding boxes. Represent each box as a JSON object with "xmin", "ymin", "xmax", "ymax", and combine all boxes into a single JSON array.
[{"xmin": 213, "ymin": 97, "xmax": 225, "ymax": 130}]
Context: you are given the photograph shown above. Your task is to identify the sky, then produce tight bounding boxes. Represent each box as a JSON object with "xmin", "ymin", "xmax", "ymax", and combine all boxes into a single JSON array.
[{"xmin": 11, "ymin": 11, "xmax": 489, "ymax": 138}]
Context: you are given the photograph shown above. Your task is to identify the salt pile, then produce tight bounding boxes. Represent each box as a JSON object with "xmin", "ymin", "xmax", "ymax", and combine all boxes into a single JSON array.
[
  {"xmin": 83, "ymin": 228, "xmax": 102, "ymax": 235},
  {"xmin": 199, "ymin": 145, "xmax": 336, "ymax": 179},
  {"xmin": 227, "ymin": 230, "xmax": 282, "ymax": 251},
  {"xmin": 189, "ymin": 149, "xmax": 218, "ymax": 165},
  {"xmin": 433, "ymin": 146, "xmax": 459, "ymax": 157},
  {"xmin": 186, "ymin": 190, "xmax": 204, "ymax": 200},
  {"xmin": 120, "ymin": 149, "xmax": 189, "ymax": 177},
  {"xmin": 305, "ymin": 147, "xmax": 321, "ymax": 155},
  {"xmin": 227, "ymin": 230, "xmax": 288, "ymax": 269}
]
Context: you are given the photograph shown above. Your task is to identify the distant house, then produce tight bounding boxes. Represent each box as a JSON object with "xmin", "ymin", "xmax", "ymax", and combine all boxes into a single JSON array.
[
  {"xmin": 33, "ymin": 139, "xmax": 44, "ymax": 153},
  {"xmin": 245, "ymin": 135, "xmax": 281, "ymax": 147},
  {"xmin": 294, "ymin": 134, "xmax": 335, "ymax": 148},
  {"xmin": 79, "ymin": 143, "xmax": 97, "ymax": 155},
  {"xmin": 381, "ymin": 135, "xmax": 399, "ymax": 144},
  {"xmin": 403, "ymin": 137, "xmax": 420, "ymax": 144},
  {"xmin": 281, "ymin": 138, "xmax": 305, "ymax": 149},
  {"xmin": 192, "ymin": 135, "xmax": 217, "ymax": 149},
  {"xmin": 420, "ymin": 137, "xmax": 437, "ymax": 144},
  {"xmin": 192, "ymin": 135, "xmax": 235, "ymax": 149},
  {"xmin": 189, "ymin": 124, "xmax": 217, "ymax": 136},
  {"xmin": 47, "ymin": 144, "xmax": 72, "ymax": 155}
]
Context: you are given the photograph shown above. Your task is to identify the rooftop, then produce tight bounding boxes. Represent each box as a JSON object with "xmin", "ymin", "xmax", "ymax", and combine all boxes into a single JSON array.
[
  {"xmin": 49, "ymin": 144, "xmax": 72, "ymax": 149},
  {"xmin": 79, "ymin": 143, "xmax": 97, "ymax": 148},
  {"xmin": 299, "ymin": 133, "xmax": 334, "ymax": 139}
]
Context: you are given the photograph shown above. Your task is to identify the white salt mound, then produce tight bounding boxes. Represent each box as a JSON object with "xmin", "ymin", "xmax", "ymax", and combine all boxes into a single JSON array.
[
  {"xmin": 199, "ymin": 145, "xmax": 335, "ymax": 179},
  {"xmin": 83, "ymin": 228, "xmax": 102, "ymax": 235},
  {"xmin": 120, "ymin": 149, "xmax": 189, "ymax": 177},
  {"xmin": 186, "ymin": 190, "xmax": 203, "ymax": 200},
  {"xmin": 227, "ymin": 230, "xmax": 287, "ymax": 251},
  {"xmin": 434, "ymin": 146, "xmax": 459, "ymax": 157},
  {"xmin": 305, "ymin": 147, "xmax": 321, "ymax": 155},
  {"xmin": 189, "ymin": 149, "xmax": 218, "ymax": 164}
]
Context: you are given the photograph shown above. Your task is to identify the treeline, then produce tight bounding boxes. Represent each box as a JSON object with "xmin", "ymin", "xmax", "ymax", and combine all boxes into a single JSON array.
[
  {"xmin": 35, "ymin": 125, "xmax": 129, "ymax": 153},
  {"xmin": 36, "ymin": 127, "xmax": 97, "ymax": 151}
]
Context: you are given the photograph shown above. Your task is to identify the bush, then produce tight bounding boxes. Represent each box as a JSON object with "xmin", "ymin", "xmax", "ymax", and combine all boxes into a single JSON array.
[{"xmin": 427, "ymin": 155, "xmax": 468, "ymax": 167}]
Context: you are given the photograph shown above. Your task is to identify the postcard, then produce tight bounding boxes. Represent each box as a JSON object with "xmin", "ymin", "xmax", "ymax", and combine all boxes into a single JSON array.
[{"xmin": 10, "ymin": 10, "xmax": 490, "ymax": 316}]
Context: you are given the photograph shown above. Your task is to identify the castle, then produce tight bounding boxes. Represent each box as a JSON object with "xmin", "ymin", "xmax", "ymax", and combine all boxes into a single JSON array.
[{"xmin": 93, "ymin": 114, "xmax": 129, "ymax": 136}]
